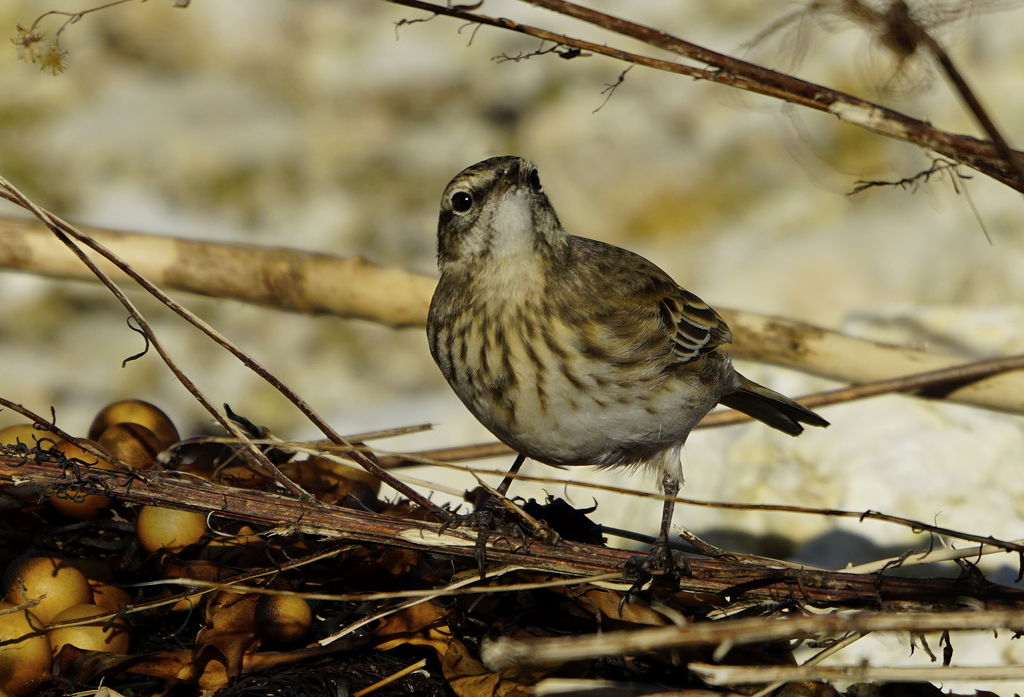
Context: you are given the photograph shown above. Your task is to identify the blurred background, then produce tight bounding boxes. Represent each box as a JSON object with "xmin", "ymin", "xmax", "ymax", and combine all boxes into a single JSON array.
[{"xmin": 2, "ymin": 0, "xmax": 1024, "ymax": 672}]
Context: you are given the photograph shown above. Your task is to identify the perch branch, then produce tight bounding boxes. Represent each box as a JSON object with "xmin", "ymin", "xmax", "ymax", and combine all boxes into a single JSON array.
[
  {"xmin": 379, "ymin": 457, "xmax": 1024, "ymax": 557},
  {"xmin": 383, "ymin": 0, "xmax": 1024, "ymax": 191},
  {"xmin": 3, "ymin": 453, "xmax": 1024, "ymax": 612},
  {"xmin": 0, "ymin": 197, "xmax": 441, "ymax": 516}
]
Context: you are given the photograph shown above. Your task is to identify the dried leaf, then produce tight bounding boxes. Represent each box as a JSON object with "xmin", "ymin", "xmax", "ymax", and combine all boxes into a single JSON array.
[
  {"xmin": 374, "ymin": 601, "xmax": 451, "ymax": 653},
  {"xmin": 568, "ymin": 587, "xmax": 670, "ymax": 626},
  {"xmin": 193, "ymin": 591, "xmax": 260, "ymax": 679}
]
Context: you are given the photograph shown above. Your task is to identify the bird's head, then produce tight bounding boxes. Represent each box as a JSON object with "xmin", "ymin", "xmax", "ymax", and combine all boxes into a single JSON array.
[{"xmin": 436, "ymin": 156, "xmax": 565, "ymax": 270}]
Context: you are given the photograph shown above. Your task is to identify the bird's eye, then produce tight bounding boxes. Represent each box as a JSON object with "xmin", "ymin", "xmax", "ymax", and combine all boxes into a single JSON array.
[
  {"xmin": 451, "ymin": 191, "xmax": 473, "ymax": 213},
  {"xmin": 527, "ymin": 168, "xmax": 542, "ymax": 193}
]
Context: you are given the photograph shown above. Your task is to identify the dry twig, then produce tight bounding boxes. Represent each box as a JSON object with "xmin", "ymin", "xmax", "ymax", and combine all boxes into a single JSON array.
[
  {"xmin": 385, "ymin": 0, "xmax": 1024, "ymax": 191},
  {"xmin": 692, "ymin": 661, "xmax": 1024, "ymax": 686},
  {"xmin": 0, "ymin": 187, "xmax": 442, "ymax": 516},
  {"xmin": 481, "ymin": 608, "xmax": 1024, "ymax": 670},
  {"xmin": 3, "ymin": 452, "xmax": 1024, "ymax": 613}
]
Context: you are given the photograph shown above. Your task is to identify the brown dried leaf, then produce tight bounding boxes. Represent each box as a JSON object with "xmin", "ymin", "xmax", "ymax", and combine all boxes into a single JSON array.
[
  {"xmin": 374, "ymin": 601, "xmax": 451, "ymax": 653},
  {"xmin": 193, "ymin": 591, "xmax": 260, "ymax": 679},
  {"xmin": 568, "ymin": 587, "xmax": 670, "ymax": 626}
]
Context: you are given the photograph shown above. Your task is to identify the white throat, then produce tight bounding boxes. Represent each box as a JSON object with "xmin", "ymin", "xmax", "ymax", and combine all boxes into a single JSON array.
[{"xmin": 487, "ymin": 189, "xmax": 537, "ymax": 259}]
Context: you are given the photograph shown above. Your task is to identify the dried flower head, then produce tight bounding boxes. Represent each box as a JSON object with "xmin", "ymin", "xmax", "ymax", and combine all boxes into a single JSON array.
[
  {"xmin": 38, "ymin": 39, "xmax": 68, "ymax": 75},
  {"xmin": 11, "ymin": 24, "xmax": 45, "ymax": 63},
  {"xmin": 11, "ymin": 24, "xmax": 67, "ymax": 75}
]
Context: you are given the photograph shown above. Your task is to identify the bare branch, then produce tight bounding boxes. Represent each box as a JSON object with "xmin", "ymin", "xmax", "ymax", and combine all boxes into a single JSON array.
[
  {"xmin": 4, "ymin": 452, "xmax": 1024, "ymax": 612},
  {"xmin": 0, "ymin": 187, "xmax": 442, "ymax": 516},
  {"xmin": 493, "ymin": 40, "xmax": 589, "ymax": 63},
  {"xmin": 848, "ymin": 157, "xmax": 964, "ymax": 194},
  {"xmin": 592, "ymin": 65, "xmax": 631, "ymax": 113},
  {"xmin": 482, "ymin": 608, "xmax": 1024, "ymax": 670},
  {"xmin": 0, "ymin": 216, "xmax": 433, "ymax": 328},
  {"xmin": 693, "ymin": 660, "xmax": 1024, "ymax": 687},
  {"xmin": 381, "ymin": 0, "xmax": 1024, "ymax": 191}
]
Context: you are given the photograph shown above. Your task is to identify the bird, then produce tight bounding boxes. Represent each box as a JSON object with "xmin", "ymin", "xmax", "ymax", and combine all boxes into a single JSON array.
[{"xmin": 426, "ymin": 155, "xmax": 828, "ymax": 561}]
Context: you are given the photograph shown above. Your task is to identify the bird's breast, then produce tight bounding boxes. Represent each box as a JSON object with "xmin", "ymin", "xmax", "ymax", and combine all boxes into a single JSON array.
[{"xmin": 429, "ymin": 292, "xmax": 723, "ymax": 467}]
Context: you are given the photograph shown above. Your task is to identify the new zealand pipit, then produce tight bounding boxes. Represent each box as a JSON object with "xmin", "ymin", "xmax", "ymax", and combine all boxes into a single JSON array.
[{"xmin": 427, "ymin": 156, "xmax": 828, "ymax": 555}]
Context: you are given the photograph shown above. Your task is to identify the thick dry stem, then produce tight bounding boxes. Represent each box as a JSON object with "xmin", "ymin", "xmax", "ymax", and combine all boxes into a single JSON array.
[
  {"xmin": 0, "ymin": 216, "xmax": 434, "ymax": 328},
  {"xmin": 2, "ymin": 216, "xmax": 1020, "ymax": 415},
  {"xmin": 3, "ymin": 454, "xmax": 1024, "ymax": 612}
]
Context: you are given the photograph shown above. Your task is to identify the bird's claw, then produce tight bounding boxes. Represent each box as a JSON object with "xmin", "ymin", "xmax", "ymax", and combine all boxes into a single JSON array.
[
  {"xmin": 619, "ymin": 539, "xmax": 689, "ymax": 611},
  {"xmin": 440, "ymin": 489, "xmax": 557, "ymax": 579}
]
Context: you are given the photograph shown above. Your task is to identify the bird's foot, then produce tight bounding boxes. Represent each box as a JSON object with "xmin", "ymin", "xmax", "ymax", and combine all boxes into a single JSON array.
[
  {"xmin": 439, "ymin": 487, "xmax": 559, "ymax": 578},
  {"xmin": 621, "ymin": 538, "xmax": 689, "ymax": 611}
]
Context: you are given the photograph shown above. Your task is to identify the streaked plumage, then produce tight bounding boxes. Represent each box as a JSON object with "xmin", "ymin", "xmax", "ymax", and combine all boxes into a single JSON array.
[{"xmin": 427, "ymin": 156, "xmax": 828, "ymax": 547}]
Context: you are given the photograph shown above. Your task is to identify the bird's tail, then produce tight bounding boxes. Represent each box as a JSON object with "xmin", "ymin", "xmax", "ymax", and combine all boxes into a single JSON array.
[{"xmin": 719, "ymin": 374, "xmax": 829, "ymax": 436}]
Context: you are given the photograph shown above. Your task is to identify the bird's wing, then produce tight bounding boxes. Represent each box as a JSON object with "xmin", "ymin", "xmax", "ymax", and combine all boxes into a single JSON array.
[
  {"xmin": 563, "ymin": 237, "xmax": 733, "ymax": 367},
  {"xmin": 655, "ymin": 286, "xmax": 733, "ymax": 363}
]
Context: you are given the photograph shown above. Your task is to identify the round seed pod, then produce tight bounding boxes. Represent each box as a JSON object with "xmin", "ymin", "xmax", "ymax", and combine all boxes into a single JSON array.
[
  {"xmin": 135, "ymin": 506, "xmax": 207, "ymax": 554},
  {"xmin": 88, "ymin": 399, "xmax": 179, "ymax": 448},
  {"xmin": 0, "ymin": 602, "xmax": 50, "ymax": 697},
  {"xmin": 48, "ymin": 602, "xmax": 130, "ymax": 654},
  {"xmin": 2, "ymin": 554, "xmax": 92, "ymax": 625},
  {"xmin": 47, "ymin": 439, "xmax": 116, "ymax": 520},
  {"xmin": 255, "ymin": 594, "xmax": 313, "ymax": 646},
  {"xmin": 97, "ymin": 422, "xmax": 163, "ymax": 469},
  {"xmin": 0, "ymin": 424, "xmax": 60, "ymax": 449},
  {"xmin": 88, "ymin": 578, "xmax": 132, "ymax": 613}
]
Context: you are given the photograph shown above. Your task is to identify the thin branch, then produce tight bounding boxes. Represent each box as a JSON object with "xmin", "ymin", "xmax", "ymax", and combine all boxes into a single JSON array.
[
  {"xmin": 142, "ymin": 567, "xmax": 619, "ymax": 605},
  {"xmin": 693, "ymin": 661, "xmax": 1024, "ymax": 686},
  {"xmin": 849, "ymin": 157, "xmax": 991, "ymax": 243},
  {"xmin": 844, "ymin": 537, "xmax": 1024, "ymax": 575},
  {"xmin": 29, "ymin": 0, "xmax": 138, "ymax": 37},
  {"xmin": 0, "ymin": 397, "xmax": 119, "ymax": 468},
  {"xmin": 700, "ymin": 352, "xmax": 1024, "ymax": 429},
  {"xmin": 514, "ymin": 0, "xmax": 1024, "ymax": 189},
  {"xmin": 4, "ymin": 453, "xmax": 1024, "ymax": 612},
  {"xmin": 839, "ymin": 0, "xmax": 1024, "ymax": 186},
  {"xmin": 481, "ymin": 608, "xmax": 1024, "ymax": 670},
  {"xmin": 378, "ymin": 0, "xmax": 1024, "ymax": 190},
  {"xmin": 748, "ymin": 631, "xmax": 866, "ymax": 697},
  {"xmin": 0, "ymin": 177, "xmax": 306, "ymax": 498},
  {"xmin": 592, "ymin": 65, "xmax": 631, "ymax": 113},
  {"xmin": 353, "ymin": 659, "xmax": 428, "ymax": 697},
  {"xmin": 390, "ymin": 458, "xmax": 1024, "ymax": 557},
  {"xmin": 848, "ymin": 157, "xmax": 964, "ymax": 194},
  {"xmin": 492, "ymin": 40, "xmax": 589, "ymax": 63},
  {"xmin": 315, "ymin": 439, "xmax": 1024, "ymax": 561},
  {"xmin": 376, "ymin": 353, "xmax": 1024, "ymax": 471},
  {"xmin": 0, "ymin": 182, "xmax": 442, "ymax": 516}
]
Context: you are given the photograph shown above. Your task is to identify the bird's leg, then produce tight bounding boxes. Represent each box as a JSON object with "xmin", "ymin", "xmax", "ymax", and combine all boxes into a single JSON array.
[
  {"xmin": 661, "ymin": 472, "xmax": 736, "ymax": 561},
  {"xmin": 659, "ymin": 471, "xmax": 678, "ymax": 547},
  {"xmin": 497, "ymin": 453, "xmax": 526, "ymax": 496},
  {"xmin": 654, "ymin": 472, "xmax": 688, "ymax": 579},
  {"xmin": 439, "ymin": 453, "xmax": 555, "ymax": 578},
  {"xmin": 465, "ymin": 452, "xmax": 525, "ymax": 512},
  {"xmin": 440, "ymin": 453, "xmax": 526, "ymax": 530},
  {"xmin": 621, "ymin": 472, "xmax": 685, "ymax": 602}
]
